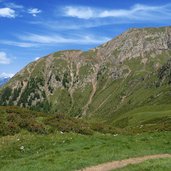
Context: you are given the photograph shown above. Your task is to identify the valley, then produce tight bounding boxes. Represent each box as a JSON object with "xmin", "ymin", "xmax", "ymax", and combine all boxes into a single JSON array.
[{"xmin": 1, "ymin": 26, "xmax": 171, "ymax": 171}]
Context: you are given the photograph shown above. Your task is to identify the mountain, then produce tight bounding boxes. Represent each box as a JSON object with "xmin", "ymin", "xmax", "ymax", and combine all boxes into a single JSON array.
[
  {"xmin": 0, "ymin": 77, "xmax": 10, "ymax": 87},
  {"xmin": 1, "ymin": 26, "xmax": 171, "ymax": 124}
]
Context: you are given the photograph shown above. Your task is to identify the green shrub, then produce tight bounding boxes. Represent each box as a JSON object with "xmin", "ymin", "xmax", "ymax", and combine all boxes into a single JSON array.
[
  {"xmin": 45, "ymin": 114, "xmax": 93, "ymax": 135},
  {"xmin": 0, "ymin": 106, "xmax": 47, "ymax": 136}
]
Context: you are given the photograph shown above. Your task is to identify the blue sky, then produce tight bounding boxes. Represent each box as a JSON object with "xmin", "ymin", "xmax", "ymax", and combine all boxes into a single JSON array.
[{"xmin": 0, "ymin": 0, "xmax": 171, "ymax": 77}]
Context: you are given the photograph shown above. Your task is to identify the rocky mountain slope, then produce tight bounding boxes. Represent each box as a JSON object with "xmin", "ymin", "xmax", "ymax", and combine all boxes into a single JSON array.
[{"xmin": 1, "ymin": 26, "xmax": 171, "ymax": 122}]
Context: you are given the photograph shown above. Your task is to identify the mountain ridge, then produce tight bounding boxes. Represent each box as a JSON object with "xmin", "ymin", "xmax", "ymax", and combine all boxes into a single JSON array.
[{"xmin": 1, "ymin": 26, "xmax": 171, "ymax": 122}]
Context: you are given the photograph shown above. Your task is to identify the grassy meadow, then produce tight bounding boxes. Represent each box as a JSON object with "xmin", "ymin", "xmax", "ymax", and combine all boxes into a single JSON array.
[
  {"xmin": 0, "ymin": 106, "xmax": 171, "ymax": 170},
  {"xmin": 0, "ymin": 131, "xmax": 171, "ymax": 171}
]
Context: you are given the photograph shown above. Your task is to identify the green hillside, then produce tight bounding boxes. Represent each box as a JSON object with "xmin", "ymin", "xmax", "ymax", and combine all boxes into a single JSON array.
[
  {"xmin": 1, "ymin": 27, "xmax": 171, "ymax": 121},
  {"xmin": 1, "ymin": 26, "xmax": 171, "ymax": 170},
  {"xmin": 1, "ymin": 26, "xmax": 171, "ymax": 133}
]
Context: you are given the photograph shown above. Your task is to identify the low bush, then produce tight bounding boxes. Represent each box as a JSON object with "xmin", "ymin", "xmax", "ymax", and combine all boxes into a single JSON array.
[
  {"xmin": 45, "ymin": 114, "xmax": 93, "ymax": 135},
  {"xmin": 0, "ymin": 106, "xmax": 47, "ymax": 136}
]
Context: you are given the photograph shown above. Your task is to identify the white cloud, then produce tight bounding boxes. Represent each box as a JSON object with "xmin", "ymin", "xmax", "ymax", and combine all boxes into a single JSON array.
[
  {"xmin": 1, "ymin": 3, "xmax": 41, "ymax": 18},
  {"xmin": 1, "ymin": 40, "xmax": 37, "ymax": 48},
  {"xmin": 5, "ymin": 2, "xmax": 24, "ymax": 9},
  {"xmin": 0, "ymin": 72, "xmax": 14, "ymax": 78},
  {"xmin": 29, "ymin": 19, "xmax": 112, "ymax": 30},
  {"xmin": 63, "ymin": 4, "xmax": 171, "ymax": 20},
  {"xmin": 18, "ymin": 33, "xmax": 110, "ymax": 45},
  {"xmin": 0, "ymin": 52, "xmax": 10, "ymax": 64},
  {"xmin": 28, "ymin": 8, "xmax": 41, "ymax": 16},
  {"xmin": 0, "ymin": 7, "xmax": 16, "ymax": 18},
  {"xmin": 30, "ymin": 3, "xmax": 171, "ymax": 31},
  {"xmin": 0, "ymin": 33, "xmax": 109, "ymax": 48},
  {"xmin": 64, "ymin": 6, "xmax": 96, "ymax": 19}
]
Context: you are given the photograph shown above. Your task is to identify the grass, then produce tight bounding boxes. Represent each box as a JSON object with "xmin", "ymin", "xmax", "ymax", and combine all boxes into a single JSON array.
[
  {"xmin": 1, "ymin": 42, "xmax": 171, "ymax": 171},
  {"xmin": 113, "ymin": 105, "xmax": 171, "ymax": 131},
  {"xmin": 69, "ymin": 84, "xmax": 93, "ymax": 116},
  {"xmin": 0, "ymin": 131, "xmax": 171, "ymax": 171},
  {"xmin": 87, "ymin": 52, "xmax": 171, "ymax": 121},
  {"xmin": 115, "ymin": 158, "xmax": 171, "ymax": 171}
]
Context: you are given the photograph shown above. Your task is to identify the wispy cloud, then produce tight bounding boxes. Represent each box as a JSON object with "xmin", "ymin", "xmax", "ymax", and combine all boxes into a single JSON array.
[
  {"xmin": 1, "ymin": 40, "xmax": 38, "ymax": 48},
  {"xmin": 31, "ymin": 3, "xmax": 171, "ymax": 31},
  {"xmin": 0, "ymin": 33, "xmax": 109, "ymax": 48},
  {"xmin": 28, "ymin": 8, "xmax": 42, "ymax": 16},
  {"xmin": 63, "ymin": 4, "xmax": 171, "ymax": 21},
  {"xmin": 5, "ymin": 2, "xmax": 24, "ymax": 9},
  {"xmin": 0, "ymin": 52, "xmax": 11, "ymax": 64},
  {"xmin": 18, "ymin": 33, "xmax": 110, "ymax": 45},
  {"xmin": 29, "ymin": 19, "xmax": 115, "ymax": 30},
  {"xmin": 0, "ymin": 7, "xmax": 16, "ymax": 18}
]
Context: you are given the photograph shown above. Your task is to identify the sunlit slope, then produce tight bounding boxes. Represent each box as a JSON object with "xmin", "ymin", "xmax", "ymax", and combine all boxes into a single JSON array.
[{"xmin": 1, "ymin": 26, "xmax": 171, "ymax": 121}]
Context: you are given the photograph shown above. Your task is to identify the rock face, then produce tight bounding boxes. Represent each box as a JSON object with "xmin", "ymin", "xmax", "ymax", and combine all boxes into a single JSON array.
[{"xmin": 1, "ymin": 26, "xmax": 171, "ymax": 118}]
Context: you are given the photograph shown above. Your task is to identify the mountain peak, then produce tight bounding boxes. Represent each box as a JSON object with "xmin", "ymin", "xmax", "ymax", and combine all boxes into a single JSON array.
[
  {"xmin": 1, "ymin": 26, "xmax": 171, "ymax": 117},
  {"xmin": 97, "ymin": 26, "xmax": 171, "ymax": 62}
]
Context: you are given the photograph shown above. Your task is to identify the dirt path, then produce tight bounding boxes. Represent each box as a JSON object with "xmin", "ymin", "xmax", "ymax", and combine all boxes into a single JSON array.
[{"xmin": 80, "ymin": 154, "xmax": 171, "ymax": 171}]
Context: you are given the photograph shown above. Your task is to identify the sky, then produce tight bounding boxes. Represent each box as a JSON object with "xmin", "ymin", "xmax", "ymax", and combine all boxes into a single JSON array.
[{"xmin": 0, "ymin": 0, "xmax": 171, "ymax": 77}]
